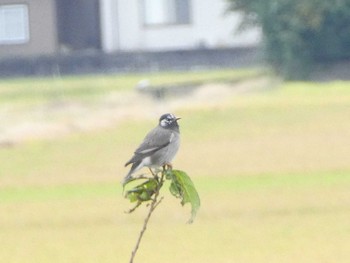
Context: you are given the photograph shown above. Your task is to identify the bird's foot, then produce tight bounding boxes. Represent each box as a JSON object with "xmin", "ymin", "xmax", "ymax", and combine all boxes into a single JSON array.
[{"xmin": 163, "ymin": 163, "xmax": 173, "ymax": 171}]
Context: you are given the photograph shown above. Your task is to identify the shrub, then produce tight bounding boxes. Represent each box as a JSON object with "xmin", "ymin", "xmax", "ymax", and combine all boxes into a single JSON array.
[{"xmin": 227, "ymin": 0, "xmax": 350, "ymax": 79}]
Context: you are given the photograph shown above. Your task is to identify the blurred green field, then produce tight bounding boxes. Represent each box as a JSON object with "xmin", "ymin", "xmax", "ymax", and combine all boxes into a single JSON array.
[
  {"xmin": 0, "ymin": 68, "xmax": 259, "ymax": 105},
  {"xmin": 1, "ymin": 71, "xmax": 350, "ymax": 263}
]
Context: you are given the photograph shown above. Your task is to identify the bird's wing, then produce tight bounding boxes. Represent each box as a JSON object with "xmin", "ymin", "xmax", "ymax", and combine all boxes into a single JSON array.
[{"xmin": 125, "ymin": 127, "xmax": 171, "ymax": 166}]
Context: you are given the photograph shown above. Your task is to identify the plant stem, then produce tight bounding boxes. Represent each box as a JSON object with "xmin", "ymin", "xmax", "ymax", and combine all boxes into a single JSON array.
[{"xmin": 129, "ymin": 173, "xmax": 165, "ymax": 263}]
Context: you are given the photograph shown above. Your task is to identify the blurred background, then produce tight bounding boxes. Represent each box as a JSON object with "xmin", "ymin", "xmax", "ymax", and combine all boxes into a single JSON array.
[{"xmin": 1, "ymin": 0, "xmax": 350, "ymax": 262}]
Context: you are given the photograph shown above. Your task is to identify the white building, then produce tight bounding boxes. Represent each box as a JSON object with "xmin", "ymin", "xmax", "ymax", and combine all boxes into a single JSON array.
[
  {"xmin": 0, "ymin": 0, "xmax": 261, "ymax": 58},
  {"xmin": 100, "ymin": 0, "xmax": 261, "ymax": 52}
]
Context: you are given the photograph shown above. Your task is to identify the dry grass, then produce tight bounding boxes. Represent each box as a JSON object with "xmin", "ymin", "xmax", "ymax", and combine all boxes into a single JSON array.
[
  {"xmin": 1, "ymin": 74, "xmax": 350, "ymax": 263},
  {"xmin": 0, "ymin": 68, "xmax": 260, "ymax": 143}
]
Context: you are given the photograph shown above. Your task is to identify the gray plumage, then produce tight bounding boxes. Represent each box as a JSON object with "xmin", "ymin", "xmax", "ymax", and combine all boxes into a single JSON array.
[{"xmin": 123, "ymin": 113, "xmax": 181, "ymax": 184}]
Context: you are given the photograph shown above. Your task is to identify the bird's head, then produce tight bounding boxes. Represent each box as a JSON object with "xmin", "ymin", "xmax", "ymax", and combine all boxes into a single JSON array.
[{"xmin": 159, "ymin": 113, "xmax": 181, "ymax": 130}]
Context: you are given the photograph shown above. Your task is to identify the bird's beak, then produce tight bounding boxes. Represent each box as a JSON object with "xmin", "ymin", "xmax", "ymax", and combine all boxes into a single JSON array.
[{"xmin": 175, "ymin": 117, "xmax": 181, "ymax": 121}]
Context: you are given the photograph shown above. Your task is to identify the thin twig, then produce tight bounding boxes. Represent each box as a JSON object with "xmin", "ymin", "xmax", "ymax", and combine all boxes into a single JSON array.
[
  {"xmin": 125, "ymin": 201, "xmax": 142, "ymax": 214},
  {"xmin": 129, "ymin": 172, "xmax": 165, "ymax": 263}
]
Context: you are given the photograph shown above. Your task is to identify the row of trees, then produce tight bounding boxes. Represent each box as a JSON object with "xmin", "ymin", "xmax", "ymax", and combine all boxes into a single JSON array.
[{"xmin": 227, "ymin": 0, "xmax": 350, "ymax": 79}]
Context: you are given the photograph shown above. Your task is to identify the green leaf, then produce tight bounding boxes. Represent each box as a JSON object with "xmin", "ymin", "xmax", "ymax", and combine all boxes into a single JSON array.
[
  {"xmin": 125, "ymin": 178, "xmax": 158, "ymax": 203},
  {"xmin": 167, "ymin": 169, "xmax": 200, "ymax": 223}
]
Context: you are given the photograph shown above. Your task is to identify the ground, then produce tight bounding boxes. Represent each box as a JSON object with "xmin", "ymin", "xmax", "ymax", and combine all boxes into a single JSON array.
[
  {"xmin": 0, "ymin": 74, "xmax": 272, "ymax": 144},
  {"xmin": 1, "ymin": 71, "xmax": 350, "ymax": 263}
]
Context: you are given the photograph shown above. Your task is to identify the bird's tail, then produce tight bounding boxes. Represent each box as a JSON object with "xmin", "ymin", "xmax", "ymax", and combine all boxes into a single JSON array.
[
  {"xmin": 121, "ymin": 170, "xmax": 133, "ymax": 185},
  {"xmin": 122, "ymin": 160, "xmax": 144, "ymax": 185}
]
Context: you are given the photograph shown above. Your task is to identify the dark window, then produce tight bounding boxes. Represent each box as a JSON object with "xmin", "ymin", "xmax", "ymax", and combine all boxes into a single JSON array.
[{"xmin": 55, "ymin": 0, "xmax": 101, "ymax": 51}]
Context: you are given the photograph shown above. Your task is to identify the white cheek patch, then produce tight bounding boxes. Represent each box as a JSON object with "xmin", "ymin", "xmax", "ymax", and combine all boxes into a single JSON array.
[{"xmin": 160, "ymin": 119, "xmax": 168, "ymax": 127}]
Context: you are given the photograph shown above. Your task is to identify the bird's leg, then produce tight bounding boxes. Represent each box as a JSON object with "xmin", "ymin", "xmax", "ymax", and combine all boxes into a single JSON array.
[
  {"xmin": 148, "ymin": 167, "xmax": 155, "ymax": 176},
  {"xmin": 148, "ymin": 168, "xmax": 159, "ymax": 181}
]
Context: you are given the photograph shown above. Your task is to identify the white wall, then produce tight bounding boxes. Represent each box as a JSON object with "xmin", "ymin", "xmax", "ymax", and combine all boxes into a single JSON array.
[
  {"xmin": 100, "ymin": 0, "xmax": 261, "ymax": 52},
  {"xmin": 99, "ymin": 0, "xmax": 119, "ymax": 52}
]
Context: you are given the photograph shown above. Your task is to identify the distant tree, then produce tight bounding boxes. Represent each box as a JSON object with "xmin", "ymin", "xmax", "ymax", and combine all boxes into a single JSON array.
[{"xmin": 227, "ymin": 0, "xmax": 350, "ymax": 79}]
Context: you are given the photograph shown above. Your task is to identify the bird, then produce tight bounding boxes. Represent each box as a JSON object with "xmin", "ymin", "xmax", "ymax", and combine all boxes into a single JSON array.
[{"xmin": 123, "ymin": 113, "xmax": 181, "ymax": 184}]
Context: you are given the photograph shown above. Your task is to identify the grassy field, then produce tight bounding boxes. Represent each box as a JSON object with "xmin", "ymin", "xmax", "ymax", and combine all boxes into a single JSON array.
[
  {"xmin": 1, "ymin": 70, "xmax": 350, "ymax": 263},
  {"xmin": 0, "ymin": 68, "xmax": 259, "ymax": 105}
]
